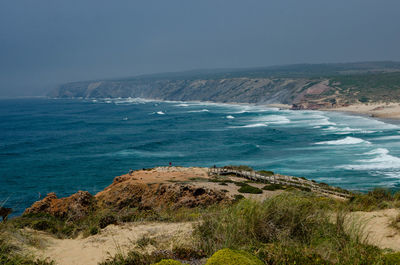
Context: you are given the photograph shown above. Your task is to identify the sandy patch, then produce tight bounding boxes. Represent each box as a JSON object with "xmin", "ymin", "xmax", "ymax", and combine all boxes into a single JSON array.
[
  {"xmin": 36, "ymin": 222, "xmax": 193, "ymax": 265},
  {"xmin": 349, "ymin": 208, "xmax": 400, "ymax": 251},
  {"xmin": 328, "ymin": 103, "xmax": 400, "ymax": 119},
  {"xmin": 265, "ymin": 103, "xmax": 292, "ymax": 109},
  {"xmin": 120, "ymin": 167, "xmax": 209, "ymax": 185}
]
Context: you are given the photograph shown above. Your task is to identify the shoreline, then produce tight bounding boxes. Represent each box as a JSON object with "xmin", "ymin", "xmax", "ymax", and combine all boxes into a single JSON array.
[
  {"xmin": 322, "ymin": 103, "xmax": 400, "ymax": 123},
  {"xmin": 46, "ymin": 96, "xmax": 400, "ymax": 125}
]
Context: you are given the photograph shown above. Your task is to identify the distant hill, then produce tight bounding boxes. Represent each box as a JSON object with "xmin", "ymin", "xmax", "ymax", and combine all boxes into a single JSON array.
[{"xmin": 49, "ymin": 61, "xmax": 400, "ymax": 109}]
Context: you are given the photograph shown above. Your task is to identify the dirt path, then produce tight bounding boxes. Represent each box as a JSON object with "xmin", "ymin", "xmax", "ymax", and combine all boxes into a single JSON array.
[{"xmin": 36, "ymin": 222, "xmax": 194, "ymax": 265}]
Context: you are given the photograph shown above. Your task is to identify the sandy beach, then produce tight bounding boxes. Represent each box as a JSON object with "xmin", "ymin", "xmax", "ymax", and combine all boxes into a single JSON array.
[{"xmin": 326, "ymin": 103, "xmax": 400, "ymax": 120}]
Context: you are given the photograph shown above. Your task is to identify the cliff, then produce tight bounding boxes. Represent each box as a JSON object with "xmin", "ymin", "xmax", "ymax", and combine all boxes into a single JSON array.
[{"xmin": 49, "ymin": 62, "xmax": 400, "ymax": 109}]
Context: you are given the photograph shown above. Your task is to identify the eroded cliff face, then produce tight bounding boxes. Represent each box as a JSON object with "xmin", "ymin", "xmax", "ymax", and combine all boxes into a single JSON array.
[
  {"xmin": 24, "ymin": 168, "xmax": 229, "ymax": 220},
  {"xmin": 49, "ymin": 77, "xmax": 336, "ymax": 106}
]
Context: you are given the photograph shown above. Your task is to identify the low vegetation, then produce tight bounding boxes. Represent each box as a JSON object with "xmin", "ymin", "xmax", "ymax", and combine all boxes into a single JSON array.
[
  {"xmin": 3, "ymin": 206, "xmax": 211, "ymax": 240},
  {"xmin": 390, "ymin": 213, "xmax": 400, "ymax": 232},
  {"xmin": 330, "ymin": 72, "xmax": 400, "ymax": 104},
  {"xmin": 205, "ymin": 248, "xmax": 263, "ymax": 265},
  {"xmin": 193, "ymin": 193, "xmax": 400, "ymax": 264},
  {"xmin": 257, "ymin": 170, "xmax": 274, "ymax": 176},
  {"xmin": 262, "ymin": 184, "xmax": 284, "ymax": 191},
  {"xmin": 97, "ymin": 189, "xmax": 400, "ymax": 264},
  {"xmin": 2, "ymin": 166, "xmax": 400, "ymax": 264},
  {"xmin": 348, "ymin": 188, "xmax": 400, "ymax": 211},
  {"xmin": 238, "ymin": 185, "xmax": 263, "ymax": 194},
  {"xmin": 0, "ymin": 230, "xmax": 54, "ymax": 264}
]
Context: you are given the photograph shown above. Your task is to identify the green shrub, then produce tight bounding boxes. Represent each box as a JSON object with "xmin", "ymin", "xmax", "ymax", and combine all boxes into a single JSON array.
[
  {"xmin": 238, "ymin": 185, "xmax": 262, "ymax": 194},
  {"xmin": 348, "ymin": 188, "xmax": 395, "ymax": 211},
  {"xmin": 394, "ymin": 191, "xmax": 400, "ymax": 201},
  {"xmin": 234, "ymin": 182, "xmax": 248, "ymax": 187},
  {"xmin": 12, "ymin": 213, "xmax": 69, "ymax": 238},
  {"xmin": 382, "ymin": 252, "xmax": 400, "ymax": 264},
  {"xmin": 258, "ymin": 244, "xmax": 329, "ymax": 265},
  {"xmin": 205, "ymin": 248, "xmax": 263, "ymax": 265},
  {"xmin": 172, "ymin": 245, "xmax": 204, "ymax": 260},
  {"xmin": 224, "ymin": 165, "xmax": 253, "ymax": 171},
  {"xmin": 233, "ymin": 195, "xmax": 244, "ymax": 202},
  {"xmin": 32, "ymin": 220, "xmax": 53, "ymax": 231},
  {"xmin": 262, "ymin": 184, "xmax": 283, "ymax": 191},
  {"xmin": 89, "ymin": 226, "xmax": 99, "ymax": 235},
  {"xmin": 99, "ymin": 214, "xmax": 117, "ymax": 229},
  {"xmin": 257, "ymin": 170, "xmax": 274, "ymax": 176},
  {"xmin": 368, "ymin": 188, "xmax": 393, "ymax": 201}
]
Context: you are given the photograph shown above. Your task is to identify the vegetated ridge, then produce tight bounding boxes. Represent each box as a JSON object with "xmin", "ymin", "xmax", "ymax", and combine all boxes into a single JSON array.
[{"xmin": 49, "ymin": 61, "xmax": 400, "ymax": 110}]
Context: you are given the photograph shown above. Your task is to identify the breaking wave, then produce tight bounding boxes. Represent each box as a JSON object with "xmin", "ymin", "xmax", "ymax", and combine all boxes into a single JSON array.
[
  {"xmin": 339, "ymin": 148, "xmax": 400, "ymax": 170},
  {"xmin": 252, "ymin": 115, "xmax": 291, "ymax": 124},
  {"xmin": 316, "ymin": 136, "xmax": 371, "ymax": 145}
]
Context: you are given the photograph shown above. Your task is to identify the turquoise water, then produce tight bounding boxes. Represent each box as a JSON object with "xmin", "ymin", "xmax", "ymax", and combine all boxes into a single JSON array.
[{"xmin": 1, "ymin": 98, "xmax": 400, "ymax": 215}]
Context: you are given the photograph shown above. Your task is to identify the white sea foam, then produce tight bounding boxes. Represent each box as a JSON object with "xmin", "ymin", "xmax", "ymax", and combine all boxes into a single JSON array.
[
  {"xmin": 252, "ymin": 115, "xmax": 291, "ymax": 124},
  {"xmin": 382, "ymin": 171, "xmax": 400, "ymax": 179},
  {"xmin": 315, "ymin": 136, "xmax": 371, "ymax": 145},
  {"xmin": 289, "ymin": 112, "xmax": 336, "ymax": 126},
  {"xmin": 113, "ymin": 97, "xmax": 157, "ymax": 105},
  {"xmin": 156, "ymin": 111, "xmax": 165, "ymax": 115},
  {"xmin": 229, "ymin": 123, "xmax": 268, "ymax": 128},
  {"xmin": 188, "ymin": 109, "xmax": 209, "ymax": 113},
  {"xmin": 175, "ymin": 103, "xmax": 189, "ymax": 107},
  {"xmin": 324, "ymin": 126, "xmax": 358, "ymax": 132},
  {"xmin": 373, "ymin": 135, "xmax": 400, "ymax": 141},
  {"xmin": 122, "ymin": 117, "xmax": 128, "ymax": 121},
  {"xmin": 243, "ymin": 123, "xmax": 268, "ymax": 128},
  {"xmin": 323, "ymin": 126, "xmax": 376, "ymax": 135},
  {"xmin": 226, "ymin": 115, "xmax": 235, "ymax": 119},
  {"xmin": 364, "ymin": 148, "xmax": 389, "ymax": 155},
  {"xmin": 339, "ymin": 148, "xmax": 400, "ymax": 170},
  {"xmin": 231, "ymin": 105, "xmax": 274, "ymax": 114}
]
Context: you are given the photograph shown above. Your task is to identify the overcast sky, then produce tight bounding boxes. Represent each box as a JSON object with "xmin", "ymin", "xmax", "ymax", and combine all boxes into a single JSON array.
[{"xmin": 1, "ymin": 0, "xmax": 400, "ymax": 97}]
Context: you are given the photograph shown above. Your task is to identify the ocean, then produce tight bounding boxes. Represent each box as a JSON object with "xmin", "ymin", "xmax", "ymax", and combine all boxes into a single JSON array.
[{"xmin": 1, "ymin": 98, "xmax": 400, "ymax": 215}]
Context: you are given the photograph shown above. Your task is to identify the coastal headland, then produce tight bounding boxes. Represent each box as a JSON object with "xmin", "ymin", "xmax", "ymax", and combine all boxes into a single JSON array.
[{"xmin": 49, "ymin": 61, "xmax": 400, "ymax": 119}]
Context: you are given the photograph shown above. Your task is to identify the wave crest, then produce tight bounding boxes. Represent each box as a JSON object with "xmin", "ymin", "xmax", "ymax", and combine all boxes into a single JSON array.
[{"xmin": 316, "ymin": 136, "xmax": 371, "ymax": 145}]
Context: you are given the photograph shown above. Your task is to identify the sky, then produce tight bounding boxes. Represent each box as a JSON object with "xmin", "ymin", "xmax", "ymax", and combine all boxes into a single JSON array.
[{"xmin": 1, "ymin": 0, "xmax": 400, "ymax": 97}]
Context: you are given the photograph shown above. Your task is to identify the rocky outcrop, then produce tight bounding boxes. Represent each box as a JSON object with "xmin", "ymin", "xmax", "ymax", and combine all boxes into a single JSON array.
[
  {"xmin": 24, "ymin": 170, "xmax": 228, "ymax": 220},
  {"xmin": 95, "ymin": 172, "xmax": 228, "ymax": 210},
  {"xmin": 24, "ymin": 191, "xmax": 95, "ymax": 220},
  {"xmin": 96, "ymin": 182, "xmax": 227, "ymax": 210}
]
